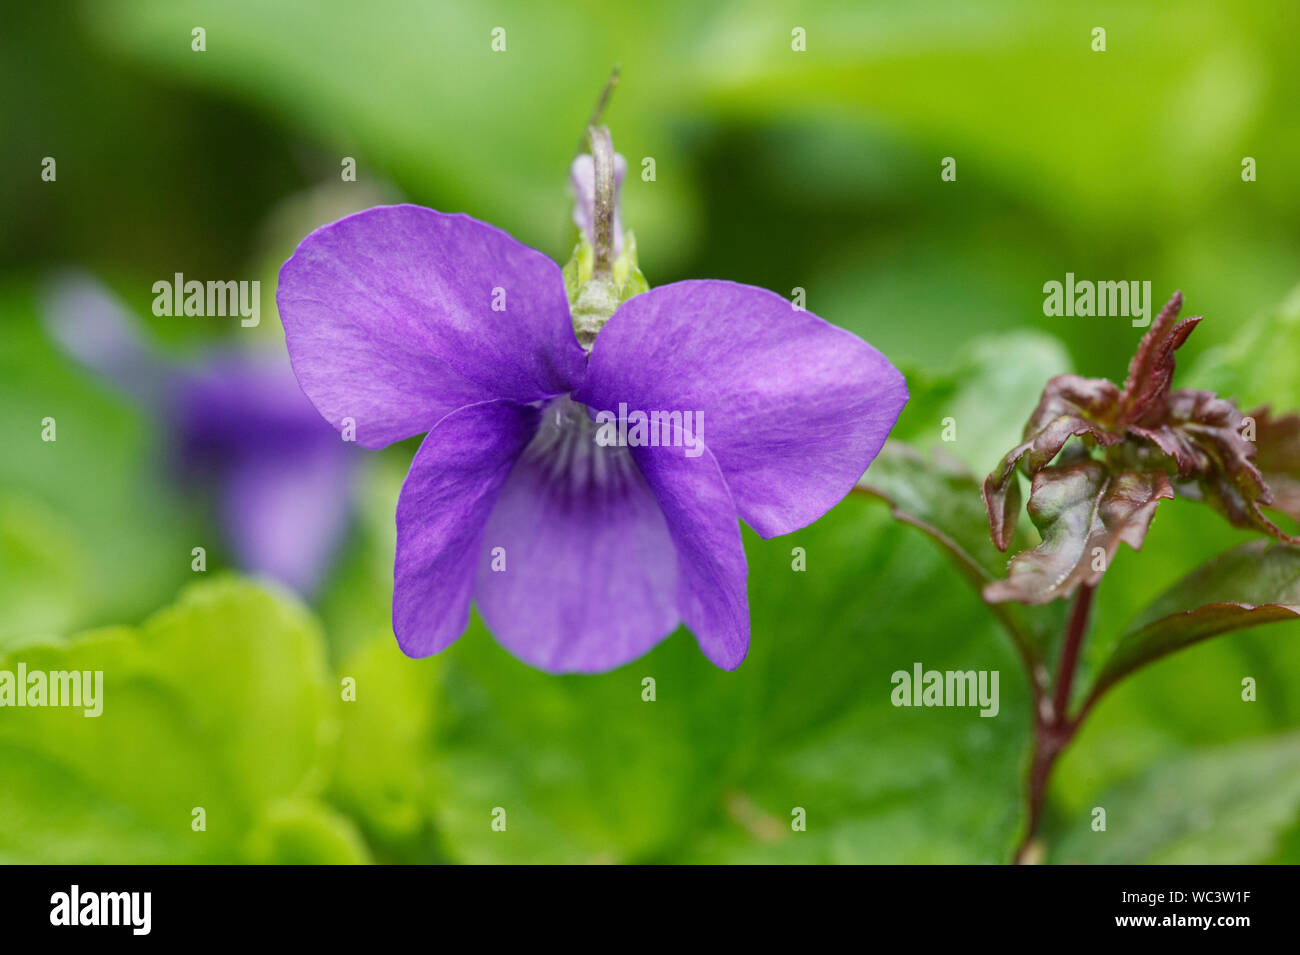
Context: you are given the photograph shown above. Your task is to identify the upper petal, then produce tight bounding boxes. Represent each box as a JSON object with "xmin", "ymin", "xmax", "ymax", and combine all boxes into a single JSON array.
[
  {"xmin": 393, "ymin": 400, "xmax": 540, "ymax": 657},
  {"xmin": 574, "ymin": 279, "xmax": 908, "ymax": 538},
  {"xmin": 277, "ymin": 204, "xmax": 586, "ymax": 448},
  {"xmin": 473, "ymin": 397, "xmax": 680, "ymax": 673}
]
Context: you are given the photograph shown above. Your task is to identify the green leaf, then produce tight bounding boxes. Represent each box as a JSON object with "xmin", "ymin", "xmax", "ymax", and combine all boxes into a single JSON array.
[
  {"xmin": 329, "ymin": 632, "xmax": 442, "ymax": 857},
  {"xmin": 1190, "ymin": 283, "xmax": 1300, "ymax": 411},
  {"xmin": 892, "ymin": 330, "xmax": 1073, "ymax": 478},
  {"xmin": 684, "ymin": 699, "xmax": 1024, "ymax": 864},
  {"xmin": 423, "ymin": 499, "xmax": 1030, "ymax": 863},
  {"xmin": 1050, "ymin": 731, "xmax": 1300, "ymax": 863},
  {"xmin": 0, "ymin": 493, "xmax": 90, "ymax": 651},
  {"xmin": 0, "ymin": 577, "xmax": 360, "ymax": 863},
  {"xmin": 857, "ymin": 442, "xmax": 1059, "ymax": 654},
  {"xmin": 1089, "ymin": 541, "xmax": 1300, "ymax": 704},
  {"xmin": 242, "ymin": 799, "xmax": 371, "ymax": 864},
  {"xmin": 86, "ymin": 0, "xmax": 702, "ymax": 272},
  {"xmin": 860, "ymin": 444, "xmax": 1018, "ymax": 584}
]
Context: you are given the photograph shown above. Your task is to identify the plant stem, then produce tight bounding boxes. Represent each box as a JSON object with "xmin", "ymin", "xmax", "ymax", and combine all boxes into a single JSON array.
[
  {"xmin": 1053, "ymin": 583, "xmax": 1095, "ymax": 721},
  {"xmin": 587, "ymin": 124, "xmax": 616, "ymax": 277},
  {"xmin": 1012, "ymin": 583, "xmax": 1095, "ymax": 864},
  {"xmin": 585, "ymin": 66, "xmax": 620, "ymax": 132}
]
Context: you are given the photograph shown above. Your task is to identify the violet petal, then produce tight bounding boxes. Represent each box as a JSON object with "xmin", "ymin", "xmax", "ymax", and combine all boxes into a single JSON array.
[
  {"xmin": 277, "ymin": 204, "xmax": 586, "ymax": 448},
  {"xmin": 575, "ymin": 279, "xmax": 908, "ymax": 538},
  {"xmin": 473, "ymin": 397, "xmax": 680, "ymax": 672},
  {"xmin": 631, "ymin": 436, "xmax": 750, "ymax": 669},
  {"xmin": 174, "ymin": 351, "xmax": 355, "ymax": 595},
  {"xmin": 220, "ymin": 439, "xmax": 352, "ymax": 596},
  {"xmin": 393, "ymin": 399, "xmax": 540, "ymax": 657}
]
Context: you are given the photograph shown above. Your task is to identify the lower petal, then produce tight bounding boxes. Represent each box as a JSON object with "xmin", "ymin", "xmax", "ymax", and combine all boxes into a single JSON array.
[
  {"xmin": 474, "ymin": 398, "xmax": 680, "ymax": 673},
  {"xmin": 394, "ymin": 400, "xmax": 540, "ymax": 657},
  {"xmin": 631, "ymin": 439, "xmax": 750, "ymax": 670}
]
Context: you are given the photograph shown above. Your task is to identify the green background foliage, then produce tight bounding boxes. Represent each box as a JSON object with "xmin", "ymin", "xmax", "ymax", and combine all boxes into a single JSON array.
[{"xmin": 2, "ymin": 0, "xmax": 1299, "ymax": 863}]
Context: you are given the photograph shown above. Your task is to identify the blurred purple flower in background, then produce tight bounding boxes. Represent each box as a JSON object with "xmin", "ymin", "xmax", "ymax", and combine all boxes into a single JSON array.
[
  {"xmin": 277, "ymin": 203, "xmax": 906, "ymax": 672},
  {"xmin": 42, "ymin": 272, "xmax": 354, "ymax": 595}
]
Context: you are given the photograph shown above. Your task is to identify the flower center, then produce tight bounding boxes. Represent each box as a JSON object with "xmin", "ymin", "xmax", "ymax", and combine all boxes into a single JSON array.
[{"xmin": 521, "ymin": 395, "xmax": 642, "ymax": 498}]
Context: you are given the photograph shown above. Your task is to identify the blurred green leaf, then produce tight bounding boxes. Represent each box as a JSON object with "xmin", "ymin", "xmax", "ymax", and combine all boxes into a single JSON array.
[
  {"xmin": 329, "ymin": 632, "xmax": 441, "ymax": 858},
  {"xmin": 681, "ymin": 712, "xmax": 1022, "ymax": 863},
  {"xmin": 892, "ymin": 330, "xmax": 1072, "ymax": 477},
  {"xmin": 1089, "ymin": 541, "xmax": 1300, "ymax": 705},
  {"xmin": 1189, "ymin": 283, "xmax": 1300, "ymax": 410},
  {"xmin": 87, "ymin": 0, "xmax": 702, "ymax": 271},
  {"xmin": 0, "ymin": 493, "xmax": 89, "ymax": 650},
  {"xmin": 860, "ymin": 443, "xmax": 1024, "ymax": 583},
  {"xmin": 89, "ymin": 0, "xmax": 1300, "ymax": 249},
  {"xmin": 243, "ymin": 798, "xmax": 370, "ymax": 864},
  {"xmin": 857, "ymin": 442, "xmax": 1055, "ymax": 654},
  {"xmin": 1051, "ymin": 731, "xmax": 1300, "ymax": 863},
  {"xmin": 0, "ymin": 282, "xmax": 195, "ymax": 632},
  {"xmin": 0, "ymin": 577, "xmax": 364, "ymax": 863}
]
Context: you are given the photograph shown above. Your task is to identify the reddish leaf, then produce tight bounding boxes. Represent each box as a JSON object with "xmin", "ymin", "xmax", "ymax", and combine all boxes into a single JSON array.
[
  {"xmin": 1252, "ymin": 407, "xmax": 1300, "ymax": 522},
  {"xmin": 1155, "ymin": 392, "xmax": 1300, "ymax": 544},
  {"xmin": 982, "ymin": 375, "xmax": 1122, "ymax": 550},
  {"xmin": 983, "ymin": 290, "xmax": 1300, "ymax": 604},
  {"xmin": 984, "ymin": 461, "xmax": 1173, "ymax": 605},
  {"xmin": 1117, "ymin": 291, "xmax": 1202, "ymax": 426}
]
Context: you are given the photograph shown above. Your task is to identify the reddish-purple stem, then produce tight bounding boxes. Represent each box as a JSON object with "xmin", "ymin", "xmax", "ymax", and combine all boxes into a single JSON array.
[{"xmin": 1013, "ymin": 583, "xmax": 1095, "ymax": 864}]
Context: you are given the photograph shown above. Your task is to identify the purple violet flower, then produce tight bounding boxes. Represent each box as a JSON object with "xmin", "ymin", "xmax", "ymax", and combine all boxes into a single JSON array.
[
  {"xmin": 42, "ymin": 271, "xmax": 354, "ymax": 595},
  {"xmin": 276, "ymin": 135, "xmax": 907, "ymax": 672},
  {"xmin": 169, "ymin": 352, "xmax": 354, "ymax": 595}
]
